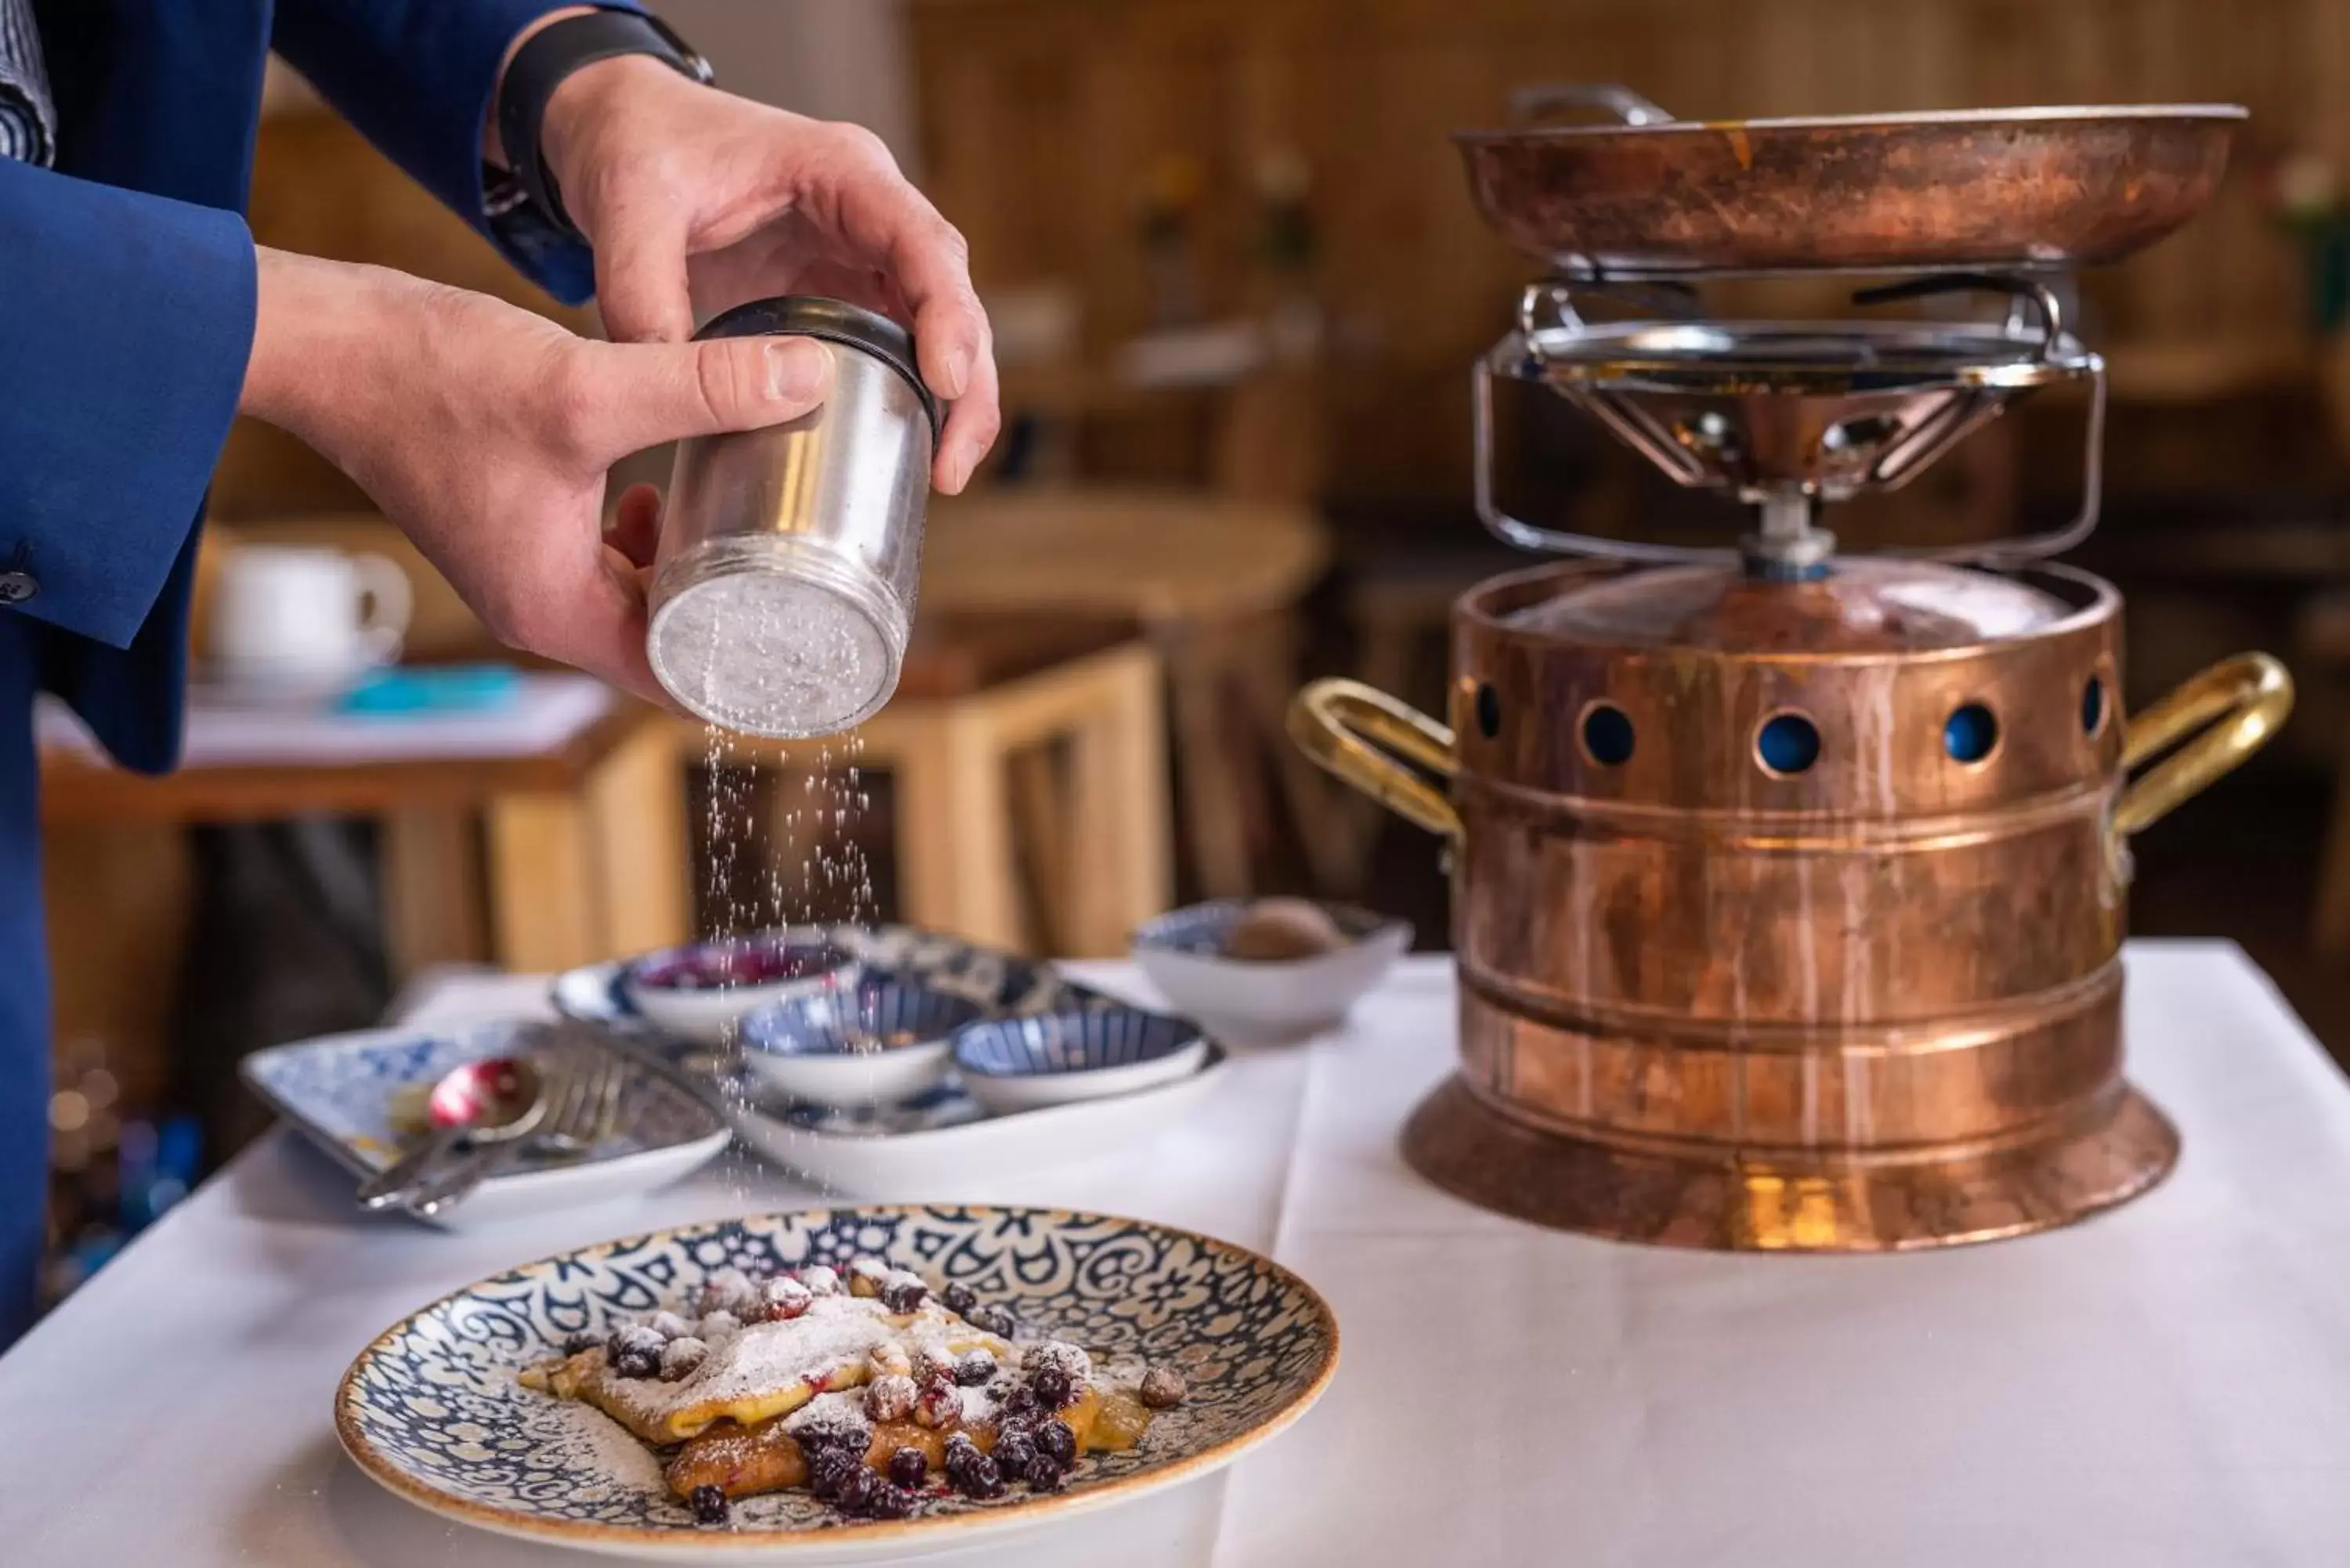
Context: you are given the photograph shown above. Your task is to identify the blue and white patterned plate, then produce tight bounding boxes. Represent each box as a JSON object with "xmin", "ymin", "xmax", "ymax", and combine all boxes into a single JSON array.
[
  {"xmin": 240, "ymin": 1022, "xmax": 731, "ymax": 1230},
  {"xmin": 335, "ymin": 1205, "xmax": 1339, "ymax": 1562}
]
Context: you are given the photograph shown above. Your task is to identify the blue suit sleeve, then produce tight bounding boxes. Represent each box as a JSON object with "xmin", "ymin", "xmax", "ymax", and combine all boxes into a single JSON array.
[
  {"xmin": 0, "ymin": 158, "xmax": 254, "ymax": 650},
  {"xmin": 270, "ymin": 0, "xmax": 646, "ymax": 307}
]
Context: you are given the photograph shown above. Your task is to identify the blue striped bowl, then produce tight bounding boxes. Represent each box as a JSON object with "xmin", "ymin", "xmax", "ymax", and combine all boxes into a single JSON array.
[
  {"xmin": 739, "ymin": 979, "xmax": 983, "ymax": 1109},
  {"xmin": 953, "ymin": 1006, "xmax": 1210, "ymax": 1114}
]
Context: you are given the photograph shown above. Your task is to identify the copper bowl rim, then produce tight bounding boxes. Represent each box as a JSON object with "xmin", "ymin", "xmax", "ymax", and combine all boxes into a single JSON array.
[
  {"xmin": 1452, "ymin": 103, "xmax": 2247, "ymax": 144},
  {"xmin": 1453, "ymin": 557, "xmax": 2121, "ymax": 665}
]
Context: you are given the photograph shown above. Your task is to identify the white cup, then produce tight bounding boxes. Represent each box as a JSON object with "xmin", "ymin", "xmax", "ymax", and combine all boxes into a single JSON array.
[{"xmin": 207, "ymin": 544, "xmax": 412, "ymax": 691}]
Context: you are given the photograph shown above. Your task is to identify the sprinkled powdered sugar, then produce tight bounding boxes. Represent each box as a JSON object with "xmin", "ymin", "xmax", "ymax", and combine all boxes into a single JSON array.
[
  {"xmin": 527, "ymin": 1399, "xmax": 671, "ymax": 1501},
  {"xmin": 1021, "ymin": 1340, "xmax": 1092, "ymax": 1385},
  {"xmin": 585, "ymin": 1293, "xmax": 1010, "ymax": 1437},
  {"xmin": 783, "ymin": 1392, "xmax": 873, "ymax": 1452}
]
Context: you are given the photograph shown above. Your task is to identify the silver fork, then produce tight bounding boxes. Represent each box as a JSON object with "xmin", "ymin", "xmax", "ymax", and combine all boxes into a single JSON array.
[
  {"xmin": 536, "ymin": 1043, "xmax": 627, "ymax": 1158},
  {"xmin": 407, "ymin": 1039, "xmax": 628, "ymax": 1216}
]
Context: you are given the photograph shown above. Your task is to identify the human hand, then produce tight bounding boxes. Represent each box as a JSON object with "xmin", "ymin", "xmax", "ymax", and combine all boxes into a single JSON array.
[
  {"xmin": 533, "ymin": 55, "xmax": 999, "ymax": 493},
  {"xmin": 237, "ymin": 247, "xmax": 835, "ymax": 703}
]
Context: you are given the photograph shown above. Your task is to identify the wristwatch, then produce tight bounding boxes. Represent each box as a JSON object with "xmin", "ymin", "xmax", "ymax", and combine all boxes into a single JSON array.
[{"xmin": 497, "ymin": 9, "xmax": 715, "ymax": 242}]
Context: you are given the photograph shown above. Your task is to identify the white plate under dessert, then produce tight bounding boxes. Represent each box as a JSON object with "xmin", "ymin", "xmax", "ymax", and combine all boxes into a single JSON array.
[{"xmin": 335, "ymin": 1205, "xmax": 1337, "ymax": 1562}]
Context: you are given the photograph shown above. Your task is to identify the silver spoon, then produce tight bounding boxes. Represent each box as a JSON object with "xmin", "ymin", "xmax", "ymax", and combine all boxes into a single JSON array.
[
  {"xmin": 403, "ymin": 1040, "xmax": 628, "ymax": 1217},
  {"xmin": 356, "ymin": 1057, "xmax": 547, "ymax": 1212}
]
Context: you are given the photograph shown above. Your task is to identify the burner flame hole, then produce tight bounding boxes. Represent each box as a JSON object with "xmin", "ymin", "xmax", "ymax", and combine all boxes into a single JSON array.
[
  {"xmin": 1944, "ymin": 703, "xmax": 1999, "ymax": 764},
  {"xmin": 1756, "ymin": 712, "xmax": 1821, "ymax": 776},
  {"xmin": 1475, "ymin": 683, "xmax": 1502, "ymax": 739},
  {"xmin": 1579, "ymin": 702, "xmax": 1635, "ymax": 766}
]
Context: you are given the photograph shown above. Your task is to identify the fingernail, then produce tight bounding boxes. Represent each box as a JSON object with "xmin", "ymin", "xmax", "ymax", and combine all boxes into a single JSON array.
[
  {"xmin": 937, "ymin": 343, "xmax": 973, "ymax": 401},
  {"xmin": 764, "ymin": 339, "xmax": 832, "ymax": 403}
]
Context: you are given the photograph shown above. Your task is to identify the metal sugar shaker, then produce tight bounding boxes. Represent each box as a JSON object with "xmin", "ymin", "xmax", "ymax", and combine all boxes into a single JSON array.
[{"xmin": 645, "ymin": 296, "xmax": 941, "ymax": 739}]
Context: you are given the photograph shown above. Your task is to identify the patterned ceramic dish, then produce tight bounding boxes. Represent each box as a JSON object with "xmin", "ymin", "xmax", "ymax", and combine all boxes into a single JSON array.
[
  {"xmin": 952, "ymin": 1007, "xmax": 1210, "ymax": 1115},
  {"xmin": 738, "ymin": 979, "xmax": 985, "ymax": 1110},
  {"xmin": 240, "ymin": 1022, "xmax": 731, "ymax": 1231},
  {"xmin": 1132, "ymin": 901, "xmax": 1412, "ymax": 1043},
  {"xmin": 334, "ymin": 1205, "xmax": 1338, "ymax": 1562},
  {"xmin": 725, "ymin": 1046, "xmax": 1231, "ymax": 1198},
  {"xmin": 621, "ymin": 936, "xmax": 862, "ymax": 1046},
  {"xmin": 556, "ymin": 925, "xmax": 1097, "ymax": 1082}
]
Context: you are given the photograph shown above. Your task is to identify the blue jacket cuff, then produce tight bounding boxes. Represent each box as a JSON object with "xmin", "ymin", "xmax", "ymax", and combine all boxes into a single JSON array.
[{"xmin": 0, "ymin": 159, "xmax": 253, "ymax": 649}]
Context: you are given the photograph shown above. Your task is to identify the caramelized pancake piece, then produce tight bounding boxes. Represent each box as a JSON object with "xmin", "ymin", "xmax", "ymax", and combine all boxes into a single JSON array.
[
  {"xmin": 667, "ymin": 1384, "xmax": 1152, "ymax": 1501},
  {"xmin": 554, "ymin": 1295, "xmax": 1007, "ymax": 1445}
]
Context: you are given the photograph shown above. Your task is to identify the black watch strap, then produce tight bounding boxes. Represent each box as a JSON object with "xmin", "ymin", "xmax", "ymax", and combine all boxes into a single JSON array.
[{"xmin": 497, "ymin": 9, "xmax": 714, "ymax": 243}]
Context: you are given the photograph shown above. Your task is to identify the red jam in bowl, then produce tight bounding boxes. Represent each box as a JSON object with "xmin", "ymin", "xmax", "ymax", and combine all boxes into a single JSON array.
[{"xmin": 628, "ymin": 939, "xmax": 854, "ymax": 992}]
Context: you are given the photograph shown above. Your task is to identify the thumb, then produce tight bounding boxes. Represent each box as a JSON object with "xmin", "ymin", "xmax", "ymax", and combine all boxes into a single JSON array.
[
  {"xmin": 591, "ymin": 201, "xmax": 696, "ymax": 345},
  {"xmin": 583, "ymin": 334, "xmax": 836, "ymax": 457}
]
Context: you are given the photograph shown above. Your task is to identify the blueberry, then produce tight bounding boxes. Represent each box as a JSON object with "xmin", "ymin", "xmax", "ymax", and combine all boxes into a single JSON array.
[
  {"xmin": 613, "ymin": 1345, "xmax": 661, "ymax": 1379},
  {"xmin": 992, "ymin": 1427, "xmax": 1036, "ymax": 1474},
  {"xmin": 966, "ymin": 1304, "xmax": 1018, "ymax": 1338},
  {"xmin": 807, "ymin": 1450, "xmax": 859, "ymax": 1501},
  {"xmin": 887, "ymin": 1447, "xmax": 927, "ymax": 1490},
  {"xmin": 689, "ymin": 1484, "xmax": 730, "ymax": 1526},
  {"xmin": 833, "ymin": 1465, "xmax": 880, "ymax": 1513},
  {"xmin": 1036, "ymin": 1418, "xmax": 1077, "ymax": 1469},
  {"xmin": 949, "ymin": 1451, "xmax": 1003, "ymax": 1500},
  {"xmin": 954, "ymin": 1349, "xmax": 997, "ymax": 1386},
  {"xmin": 942, "ymin": 1282, "xmax": 978, "ymax": 1315},
  {"xmin": 879, "ymin": 1274, "xmax": 930, "ymax": 1315},
  {"xmin": 1021, "ymin": 1453, "xmax": 1067, "ymax": 1492},
  {"xmin": 865, "ymin": 1482, "xmax": 916, "ymax": 1519},
  {"xmin": 1029, "ymin": 1369, "xmax": 1075, "ymax": 1411},
  {"xmin": 998, "ymin": 1384, "xmax": 1038, "ymax": 1418}
]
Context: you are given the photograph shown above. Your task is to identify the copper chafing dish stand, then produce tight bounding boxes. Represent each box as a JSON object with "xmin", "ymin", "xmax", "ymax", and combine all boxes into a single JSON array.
[{"xmin": 1292, "ymin": 89, "xmax": 2293, "ymax": 1252}]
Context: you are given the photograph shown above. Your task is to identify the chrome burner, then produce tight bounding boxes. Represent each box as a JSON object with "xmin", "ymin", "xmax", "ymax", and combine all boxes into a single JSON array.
[{"xmin": 1474, "ymin": 274, "xmax": 2108, "ymax": 573}]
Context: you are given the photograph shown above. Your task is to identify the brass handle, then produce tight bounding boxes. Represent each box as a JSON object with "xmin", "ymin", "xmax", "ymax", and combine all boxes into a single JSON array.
[
  {"xmin": 1287, "ymin": 679, "xmax": 1462, "ymax": 839},
  {"xmin": 2114, "ymin": 652, "xmax": 2294, "ymax": 837}
]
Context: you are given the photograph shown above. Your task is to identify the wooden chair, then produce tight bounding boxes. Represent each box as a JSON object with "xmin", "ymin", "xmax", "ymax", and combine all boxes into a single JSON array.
[
  {"xmin": 676, "ymin": 616, "xmax": 1172, "ymax": 958},
  {"xmin": 921, "ymin": 486, "xmax": 1340, "ymax": 901}
]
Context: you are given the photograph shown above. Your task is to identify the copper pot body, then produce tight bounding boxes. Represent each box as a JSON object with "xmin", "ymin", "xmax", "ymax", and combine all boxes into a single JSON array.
[{"xmin": 1294, "ymin": 559, "xmax": 2294, "ymax": 1250}]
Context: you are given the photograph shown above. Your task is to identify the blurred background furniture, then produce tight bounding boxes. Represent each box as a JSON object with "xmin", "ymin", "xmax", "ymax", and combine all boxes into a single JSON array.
[
  {"xmin": 926, "ymin": 488, "xmax": 1337, "ymax": 898},
  {"xmin": 692, "ymin": 620, "xmax": 1168, "ymax": 957}
]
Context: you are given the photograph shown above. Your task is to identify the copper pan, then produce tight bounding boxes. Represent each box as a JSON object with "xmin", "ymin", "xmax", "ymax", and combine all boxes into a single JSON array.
[{"xmin": 1456, "ymin": 85, "xmax": 2244, "ymax": 277}]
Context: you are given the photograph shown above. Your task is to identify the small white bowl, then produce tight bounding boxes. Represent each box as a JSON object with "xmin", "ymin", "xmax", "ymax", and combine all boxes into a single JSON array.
[
  {"xmin": 1133, "ymin": 900, "xmax": 1412, "ymax": 1043},
  {"xmin": 618, "ymin": 934, "xmax": 859, "ymax": 1045},
  {"xmin": 738, "ymin": 979, "xmax": 982, "ymax": 1111},
  {"xmin": 952, "ymin": 1007, "xmax": 1210, "ymax": 1115}
]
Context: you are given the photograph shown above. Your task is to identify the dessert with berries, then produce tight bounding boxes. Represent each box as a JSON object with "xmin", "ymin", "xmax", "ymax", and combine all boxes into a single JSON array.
[{"xmin": 520, "ymin": 1255, "xmax": 1188, "ymax": 1526}]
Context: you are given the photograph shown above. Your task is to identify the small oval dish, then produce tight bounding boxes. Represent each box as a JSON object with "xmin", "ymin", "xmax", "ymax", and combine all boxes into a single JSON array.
[
  {"xmin": 1133, "ymin": 899, "xmax": 1412, "ymax": 1043},
  {"xmin": 739, "ymin": 978, "xmax": 983, "ymax": 1110},
  {"xmin": 619, "ymin": 933, "xmax": 859, "ymax": 1045},
  {"xmin": 953, "ymin": 1006, "xmax": 1209, "ymax": 1115}
]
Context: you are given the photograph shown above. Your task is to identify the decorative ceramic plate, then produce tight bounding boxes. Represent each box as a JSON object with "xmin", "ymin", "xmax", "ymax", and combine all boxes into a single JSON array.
[
  {"xmin": 334, "ymin": 1206, "xmax": 1339, "ymax": 1562},
  {"xmin": 240, "ymin": 1022, "xmax": 731, "ymax": 1230}
]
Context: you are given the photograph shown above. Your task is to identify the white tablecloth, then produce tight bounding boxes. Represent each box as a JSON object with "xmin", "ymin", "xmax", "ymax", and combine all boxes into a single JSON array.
[{"xmin": 5, "ymin": 943, "xmax": 2350, "ymax": 1566}]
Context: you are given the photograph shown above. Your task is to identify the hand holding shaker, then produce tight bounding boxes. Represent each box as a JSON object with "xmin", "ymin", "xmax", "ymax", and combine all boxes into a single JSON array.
[{"xmin": 645, "ymin": 297, "xmax": 941, "ymax": 737}]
